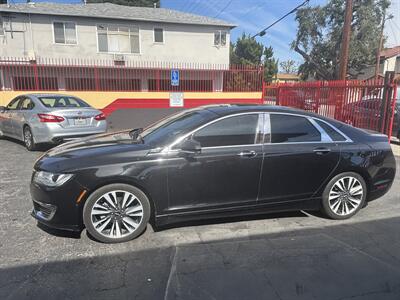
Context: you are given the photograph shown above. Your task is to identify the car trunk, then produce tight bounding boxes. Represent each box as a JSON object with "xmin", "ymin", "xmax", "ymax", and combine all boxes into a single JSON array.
[{"xmin": 51, "ymin": 108, "xmax": 99, "ymax": 128}]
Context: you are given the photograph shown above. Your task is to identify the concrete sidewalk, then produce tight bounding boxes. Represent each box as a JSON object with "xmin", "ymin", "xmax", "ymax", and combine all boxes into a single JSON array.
[{"xmin": 392, "ymin": 143, "xmax": 400, "ymax": 156}]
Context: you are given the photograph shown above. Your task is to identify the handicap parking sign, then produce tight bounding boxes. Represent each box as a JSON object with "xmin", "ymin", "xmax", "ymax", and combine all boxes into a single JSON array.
[{"xmin": 171, "ymin": 69, "xmax": 179, "ymax": 86}]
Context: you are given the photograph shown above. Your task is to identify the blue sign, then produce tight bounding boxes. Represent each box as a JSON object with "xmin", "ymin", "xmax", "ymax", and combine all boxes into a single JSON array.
[{"xmin": 171, "ymin": 69, "xmax": 179, "ymax": 86}]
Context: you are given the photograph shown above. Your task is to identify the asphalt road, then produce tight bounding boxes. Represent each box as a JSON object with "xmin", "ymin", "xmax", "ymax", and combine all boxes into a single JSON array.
[{"xmin": 1, "ymin": 137, "xmax": 400, "ymax": 300}]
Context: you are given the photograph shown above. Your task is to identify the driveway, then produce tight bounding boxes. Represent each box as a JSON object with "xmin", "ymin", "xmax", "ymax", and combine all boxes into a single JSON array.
[{"xmin": 1, "ymin": 138, "xmax": 400, "ymax": 300}]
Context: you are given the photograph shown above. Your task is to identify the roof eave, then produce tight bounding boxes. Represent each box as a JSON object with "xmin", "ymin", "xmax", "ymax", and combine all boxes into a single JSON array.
[{"xmin": 0, "ymin": 9, "xmax": 236, "ymax": 28}]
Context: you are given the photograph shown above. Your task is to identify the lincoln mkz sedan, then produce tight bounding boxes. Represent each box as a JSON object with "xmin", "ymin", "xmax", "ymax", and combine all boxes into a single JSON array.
[
  {"xmin": 0, "ymin": 94, "xmax": 107, "ymax": 150},
  {"xmin": 30, "ymin": 105, "xmax": 396, "ymax": 243}
]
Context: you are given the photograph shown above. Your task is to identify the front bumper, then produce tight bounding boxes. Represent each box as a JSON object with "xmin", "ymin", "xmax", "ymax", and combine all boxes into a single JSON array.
[{"xmin": 30, "ymin": 178, "xmax": 87, "ymax": 232}]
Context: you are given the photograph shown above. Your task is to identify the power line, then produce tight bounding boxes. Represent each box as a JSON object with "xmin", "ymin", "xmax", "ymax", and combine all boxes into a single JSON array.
[
  {"xmin": 251, "ymin": 0, "xmax": 310, "ymax": 38},
  {"xmin": 214, "ymin": 0, "xmax": 234, "ymax": 18},
  {"xmin": 187, "ymin": 0, "xmax": 204, "ymax": 13}
]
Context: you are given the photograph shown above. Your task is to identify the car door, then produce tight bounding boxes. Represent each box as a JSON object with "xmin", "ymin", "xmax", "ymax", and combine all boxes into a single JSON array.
[
  {"xmin": 2, "ymin": 97, "xmax": 21, "ymax": 137},
  {"xmin": 259, "ymin": 113, "xmax": 341, "ymax": 203},
  {"xmin": 12, "ymin": 96, "xmax": 35, "ymax": 140},
  {"xmin": 166, "ymin": 113, "xmax": 264, "ymax": 214}
]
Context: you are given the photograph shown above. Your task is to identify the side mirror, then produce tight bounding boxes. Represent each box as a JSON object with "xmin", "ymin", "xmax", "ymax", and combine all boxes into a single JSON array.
[
  {"xmin": 179, "ymin": 139, "xmax": 201, "ymax": 155},
  {"xmin": 0, "ymin": 106, "xmax": 6, "ymax": 113}
]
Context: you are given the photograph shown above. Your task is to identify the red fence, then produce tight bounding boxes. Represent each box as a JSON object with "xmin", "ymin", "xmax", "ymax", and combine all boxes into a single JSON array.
[
  {"xmin": 0, "ymin": 58, "xmax": 263, "ymax": 93},
  {"xmin": 263, "ymin": 75, "xmax": 398, "ymax": 137}
]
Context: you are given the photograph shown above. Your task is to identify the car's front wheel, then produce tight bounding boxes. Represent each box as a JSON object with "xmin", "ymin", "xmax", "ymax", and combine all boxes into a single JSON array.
[
  {"xmin": 321, "ymin": 172, "xmax": 367, "ymax": 219},
  {"xmin": 83, "ymin": 184, "xmax": 151, "ymax": 243},
  {"xmin": 23, "ymin": 126, "xmax": 36, "ymax": 151}
]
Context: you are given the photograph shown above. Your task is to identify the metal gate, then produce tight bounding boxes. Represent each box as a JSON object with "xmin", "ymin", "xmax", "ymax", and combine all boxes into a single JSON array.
[{"xmin": 263, "ymin": 72, "xmax": 398, "ymax": 137}]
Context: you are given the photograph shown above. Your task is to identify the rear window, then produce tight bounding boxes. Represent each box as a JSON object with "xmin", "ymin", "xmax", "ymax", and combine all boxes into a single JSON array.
[
  {"xmin": 315, "ymin": 120, "xmax": 347, "ymax": 141},
  {"xmin": 38, "ymin": 96, "xmax": 90, "ymax": 108}
]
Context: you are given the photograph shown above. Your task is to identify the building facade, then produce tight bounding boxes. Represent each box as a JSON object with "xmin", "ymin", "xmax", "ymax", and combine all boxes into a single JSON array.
[{"xmin": 0, "ymin": 2, "xmax": 233, "ymax": 65}]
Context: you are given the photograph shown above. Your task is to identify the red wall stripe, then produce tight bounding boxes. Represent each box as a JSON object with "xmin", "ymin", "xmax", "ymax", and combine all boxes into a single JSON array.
[{"xmin": 102, "ymin": 98, "xmax": 263, "ymax": 116}]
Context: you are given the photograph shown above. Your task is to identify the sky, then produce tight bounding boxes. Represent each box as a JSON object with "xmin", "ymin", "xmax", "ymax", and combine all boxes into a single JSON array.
[
  {"xmin": 162, "ymin": 0, "xmax": 400, "ymax": 64},
  {"xmin": 8, "ymin": 0, "xmax": 400, "ymax": 65}
]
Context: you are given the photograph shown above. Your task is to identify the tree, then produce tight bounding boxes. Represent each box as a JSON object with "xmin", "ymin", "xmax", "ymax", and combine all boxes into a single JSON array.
[
  {"xmin": 292, "ymin": 0, "xmax": 390, "ymax": 80},
  {"xmin": 230, "ymin": 33, "xmax": 264, "ymax": 66},
  {"xmin": 263, "ymin": 46, "xmax": 278, "ymax": 83},
  {"xmin": 230, "ymin": 33, "xmax": 278, "ymax": 82},
  {"xmin": 86, "ymin": 0, "xmax": 160, "ymax": 7},
  {"xmin": 279, "ymin": 59, "xmax": 298, "ymax": 74}
]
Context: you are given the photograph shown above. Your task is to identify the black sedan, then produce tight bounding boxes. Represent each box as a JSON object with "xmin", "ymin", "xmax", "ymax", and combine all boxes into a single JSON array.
[{"xmin": 31, "ymin": 105, "xmax": 396, "ymax": 243}]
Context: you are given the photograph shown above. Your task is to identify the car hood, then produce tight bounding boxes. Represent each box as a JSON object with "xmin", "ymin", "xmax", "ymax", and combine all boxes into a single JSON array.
[{"xmin": 35, "ymin": 130, "xmax": 154, "ymax": 173}]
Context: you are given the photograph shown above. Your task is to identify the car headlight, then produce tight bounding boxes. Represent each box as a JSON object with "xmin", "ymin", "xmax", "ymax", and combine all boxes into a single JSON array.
[{"xmin": 33, "ymin": 171, "xmax": 73, "ymax": 187}]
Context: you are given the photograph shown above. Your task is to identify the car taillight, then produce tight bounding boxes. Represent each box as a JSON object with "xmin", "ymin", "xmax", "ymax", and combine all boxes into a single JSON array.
[
  {"xmin": 37, "ymin": 113, "xmax": 65, "ymax": 123},
  {"xmin": 94, "ymin": 113, "xmax": 106, "ymax": 121}
]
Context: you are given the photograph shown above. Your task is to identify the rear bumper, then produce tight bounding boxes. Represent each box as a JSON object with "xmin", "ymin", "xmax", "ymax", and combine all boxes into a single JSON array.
[{"xmin": 32, "ymin": 121, "xmax": 107, "ymax": 144}]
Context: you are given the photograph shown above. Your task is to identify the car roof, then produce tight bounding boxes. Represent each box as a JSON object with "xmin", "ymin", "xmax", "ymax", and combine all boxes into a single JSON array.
[
  {"xmin": 201, "ymin": 104, "xmax": 319, "ymax": 117},
  {"xmin": 24, "ymin": 93, "xmax": 79, "ymax": 98}
]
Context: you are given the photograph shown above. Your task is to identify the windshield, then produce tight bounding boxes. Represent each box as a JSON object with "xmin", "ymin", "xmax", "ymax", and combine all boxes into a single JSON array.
[
  {"xmin": 140, "ymin": 109, "xmax": 215, "ymax": 146},
  {"xmin": 38, "ymin": 96, "xmax": 90, "ymax": 108}
]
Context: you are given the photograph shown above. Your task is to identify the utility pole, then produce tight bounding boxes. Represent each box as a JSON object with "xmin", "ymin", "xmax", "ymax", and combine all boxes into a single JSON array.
[
  {"xmin": 338, "ymin": 0, "xmax": 353, "ymax": 80},
  {"xmin": 374, "ymin": 10, "xmax": 391, "ymax": 80}
]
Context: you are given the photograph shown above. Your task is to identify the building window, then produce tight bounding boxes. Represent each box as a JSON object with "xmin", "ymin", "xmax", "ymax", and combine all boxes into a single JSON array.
[
  {"xmin": 154, "ymin": 28, "xmax": 164, "ymax": 43},
  {"xmin": 53, "ymin": 22, "xmax": 77, "ymax": 44},
  {"xmin": 214, "ymin": 31, "xmax": 227, "ymax": 46},
  {"xmin": 0, "ymin": 18, "xmax": 5, "ymax": 36},
  {"xmin": 97, "ymin": 25, "xmax": 140, "ymax": 54}
]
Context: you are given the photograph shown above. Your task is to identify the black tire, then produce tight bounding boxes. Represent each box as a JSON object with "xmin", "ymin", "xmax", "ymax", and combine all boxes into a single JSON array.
[
  {"xmin": 23, "ymin": 126, "xmax": 37, "ymax": 151},
  {"xmin": 321, "ymin": 172, "xmax": 367, "ymax": 220},
  {"xmin": 83, "ymin": 184, "xmax": 151, "ymax": 243}
]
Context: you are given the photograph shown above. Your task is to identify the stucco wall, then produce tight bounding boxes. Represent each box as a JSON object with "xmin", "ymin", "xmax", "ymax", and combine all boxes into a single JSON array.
[{"xmin": 0, "ymin": 13, "xmax": 230, "ymax": 65}]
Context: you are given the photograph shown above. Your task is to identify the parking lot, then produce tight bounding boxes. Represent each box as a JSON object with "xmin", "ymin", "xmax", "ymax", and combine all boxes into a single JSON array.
[{"xmin": 1, "ymin": 137, "xmax": 400, "ymax": 300}]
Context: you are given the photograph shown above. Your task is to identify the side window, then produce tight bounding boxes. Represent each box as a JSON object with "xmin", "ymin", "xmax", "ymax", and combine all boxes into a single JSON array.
[
  {"xmin": 6, "ymin": 98, "xmax": 21, "ymax": 110},
  {"xmin": 192, "ymin": 114, "xmax": 260, "ymax": 147},
  {"xmin": 315, "ymin": 120, "xmax": 346, "ymax": 142},
  {"xmin": 20, "ymin": 98, "xmax": 35, "ymax": 110},
  {"xmin": 270, "ymin": 114, "xmax": 321, "ymax": 143},
  {"xmin": 214, "ymin": 31, "xmax": 227, "ymax": 46}
]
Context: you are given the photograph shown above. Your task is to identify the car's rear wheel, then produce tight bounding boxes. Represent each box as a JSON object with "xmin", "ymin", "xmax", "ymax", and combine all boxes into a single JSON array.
[
  {"xmin": 321, "ymin": 172, "xmax": 366, "ymax": 219},
  {"xmin": 23, "ymin": 126, "xmax": 36, "ymax": 151},
  {"xmin": 83, "ymin": 184, "xmax": 151, "ymax": 243}
]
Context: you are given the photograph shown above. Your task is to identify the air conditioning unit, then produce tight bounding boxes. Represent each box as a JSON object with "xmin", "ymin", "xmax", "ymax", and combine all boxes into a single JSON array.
[
  {"xmin": 113, "ymin": 54, "xmax": 125, "ymax": 62},
  {"xmin": 26, "ymin": 50, "xmax": 36, "ymax": 62}
]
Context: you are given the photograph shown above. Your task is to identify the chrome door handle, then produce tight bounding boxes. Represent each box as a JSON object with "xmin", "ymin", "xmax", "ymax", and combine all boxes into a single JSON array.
[
  {"xmin": 313, "ymin": 148, "xmax": 331, "ymax": 155},
  {"xmin": 238, "ymin": 150, "xmax": 257, "ymax": 158}
]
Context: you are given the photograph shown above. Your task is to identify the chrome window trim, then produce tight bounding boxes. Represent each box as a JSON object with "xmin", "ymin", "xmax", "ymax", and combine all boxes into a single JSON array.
[
  {"xmin": 267, "ymin": 112, "xmax": 329, "ymax": 144},
  {"xmin": 160, "ymin": 110, "xmax": 354, "ymax": 154},
  {"xmin": 265, "ymin": 112, "xmax": 353, "ymax": 145},
  {"xmin": 263, "ymin": 113, "xmax": 271, "ymax": 144},
  {"xmin": 311, "ymin": 117, "xmax": 353, "ymax": 143},
  {"xmin": 165, "ymin": 112, "xmax": 263, "ymax": 152},
  {"xmin": 308, "ymin": 118, "xmax": 332, "ymax": 142}
]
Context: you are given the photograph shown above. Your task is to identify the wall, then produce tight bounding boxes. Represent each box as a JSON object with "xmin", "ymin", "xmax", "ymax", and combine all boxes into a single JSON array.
[
  {"xmin": 0, "ymin": 13, "xmax": 230, "ymax": 65},
  {"xmin": 0, "ymin": 91, "xmax": 263, "ymax": 115}
]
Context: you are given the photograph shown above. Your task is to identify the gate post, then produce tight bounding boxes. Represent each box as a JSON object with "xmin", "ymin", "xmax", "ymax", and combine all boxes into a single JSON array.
[{"xmin": 378, "ymin": 71, "xmax": 395, "ymax": 134}]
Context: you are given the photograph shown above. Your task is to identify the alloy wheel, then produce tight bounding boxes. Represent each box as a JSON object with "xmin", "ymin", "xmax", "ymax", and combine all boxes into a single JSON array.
[
  {"xmin": 90, "ymin": 190, "xmax": 144, "ymax": 239},
  {"xmin": 24, "ymin": 128, "xmax": 33, "ymax": 148},
  {"xmin": 328, "ymin": 176, "xmax": 363, "ymax": 216}
]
